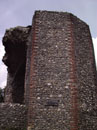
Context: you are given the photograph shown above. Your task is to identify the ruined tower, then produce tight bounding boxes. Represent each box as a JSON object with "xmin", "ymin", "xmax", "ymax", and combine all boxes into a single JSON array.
[
  {"xmin": 1, "ymin": 11, "xmax": 97, "ymax": 130},
  {"xmin": 26, "ymin": 11, "xmax": 97, "ymax": 130}
]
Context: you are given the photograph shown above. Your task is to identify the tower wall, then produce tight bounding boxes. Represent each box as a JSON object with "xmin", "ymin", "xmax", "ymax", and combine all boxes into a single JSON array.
[
  {"xmin": 25, "ymin": 11, "xmax": 97, "ymax": 130},
  {"xmin": 71, "ymin": 15, "xmax": 97, "ymax": 129}
]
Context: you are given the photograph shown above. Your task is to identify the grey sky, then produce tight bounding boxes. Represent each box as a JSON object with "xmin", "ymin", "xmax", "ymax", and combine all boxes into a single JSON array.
[
  {"xmin": 0, "ymin": 0, "xmax": 97, "ymax": 37},
  {"xmin": 0, "ymin": 0, "xmax": 97, "ymax": 88}
]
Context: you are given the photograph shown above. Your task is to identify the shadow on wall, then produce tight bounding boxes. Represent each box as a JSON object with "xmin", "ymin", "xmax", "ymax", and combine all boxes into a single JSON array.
[
  {"xmin": 0, "ymin": 26, "xmax": 31, "ymax": 130},
  {"xmin": 2, "ymin": 26, "xmax": 31, "ymax": 104}
]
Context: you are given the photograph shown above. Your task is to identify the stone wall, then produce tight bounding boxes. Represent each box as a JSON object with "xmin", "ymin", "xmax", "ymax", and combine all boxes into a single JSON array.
[
  {"xmin": 0, "ymin": 103, "xmax": 27, "ymax": 130},
  {"xmin": 2, "ymin": 26, "xmax": 31, "ymax": 103},
  {"xmin": 1, "ymin": 26, "xmax": 30, "ymax": 130},
  {"xmin": 1, "ymin": 10, "xmax": 97, "ymax": 130},
  {"xmin": 71, "ymin": 14, "xmax": 97, "ymax": 130},
  {"xmin": 26, "ymin": 11, "xmax": 97, "ymax": 130},
  {"xmin": 27, "ymin": 11, "xmax": 74, "ymax": 129}
]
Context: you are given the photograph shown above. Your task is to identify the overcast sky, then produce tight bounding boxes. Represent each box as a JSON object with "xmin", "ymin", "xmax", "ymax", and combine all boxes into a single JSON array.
[{"xmin": 0, "ymin": 0, "xmax": 97, "ymax": 88}]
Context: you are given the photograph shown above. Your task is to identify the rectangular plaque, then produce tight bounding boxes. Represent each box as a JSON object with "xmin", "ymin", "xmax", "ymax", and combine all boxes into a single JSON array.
[{"xmin": 45, "ymin": 100, "xmax": 59, "ymax": 107}]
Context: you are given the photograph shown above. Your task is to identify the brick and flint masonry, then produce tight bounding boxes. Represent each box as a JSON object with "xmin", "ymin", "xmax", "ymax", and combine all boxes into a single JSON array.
[{"xmin": 0, "ymin": 11, "xmax": 97, "ymax": 130}]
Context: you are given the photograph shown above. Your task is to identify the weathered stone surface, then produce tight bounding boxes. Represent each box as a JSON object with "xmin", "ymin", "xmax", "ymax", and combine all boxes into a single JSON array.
[
  {"xmin": 26, "ymin": 11, "xmax": 97, "ymax": 130},
  {"xmin": 2, "ymin": 26, "xmax": 31, "ymax": 103},
  {"xmin": 0, "ymin": 103, "xmax": 27, "ymax": 130},
  {"xmin": 71, "ymin": 14, "xmax": 97, "ymax": 130},
  {"xmin": 3, "ymin": 26, "xmax": 31, "ymax": 72},
  {"xmin": 1, "ymin": 11, "xmax": 97, "ymax": 130}
]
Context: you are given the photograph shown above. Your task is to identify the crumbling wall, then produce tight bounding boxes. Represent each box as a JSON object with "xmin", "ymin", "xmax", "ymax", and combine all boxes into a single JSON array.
[
  {"xmin": 2, "ymin": 26, "xmax": 31, "ymax": 103},
  {"xmin": 1, "ymin": 10, "xmax": 97, "ymax": 130},
  {"xmin": 0, "ymin": 103, "xmax": 27, "ymax": 130},
  {"xmin": 26, "ymin": 11, "xmax": 97, "ymax": 130},
  {"xmin": 0, "ymin": 26, "xmax": 31, "ymax": 130}
]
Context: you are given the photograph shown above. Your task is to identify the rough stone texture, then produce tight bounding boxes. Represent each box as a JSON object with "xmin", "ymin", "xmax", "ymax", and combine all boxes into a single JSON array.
[
  {"xmin": 24, "ymin": 26, "xmax": 33, "ymax": 105},
  {"xmin": 0, "ymin": 103, "xmax": 27, "ymax": 130},
  {"xmin": 71, "ymin": 15, "xmax": 97, "ymax": 130},
  {"xmin": 1, "ymin": 10, "xmax": 97, "ymax": 130},
  {"xmin": 2, "ymin": 26, "xmax": 31, "ymax": 103},
  {"xmin": 26, "ymin": 11, "xmax": 97, "ymax": 130}
]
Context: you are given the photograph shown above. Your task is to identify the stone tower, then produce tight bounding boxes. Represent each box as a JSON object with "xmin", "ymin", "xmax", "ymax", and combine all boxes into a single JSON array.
[
  {"xmin": 1, "ymin": 11, "xmax": 97, "ymax": 130},
  {"xmin": 25, "ymin": 11, "xmax": 97, "ymax": 130}
]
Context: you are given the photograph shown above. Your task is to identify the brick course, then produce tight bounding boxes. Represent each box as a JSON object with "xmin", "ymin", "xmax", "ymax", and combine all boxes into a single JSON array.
[{"xmin": 26, "ymin": 11, "xmax": 97, "ymax": 130}]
